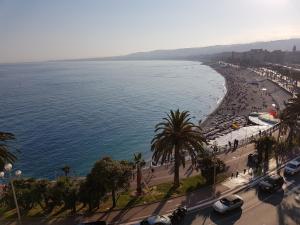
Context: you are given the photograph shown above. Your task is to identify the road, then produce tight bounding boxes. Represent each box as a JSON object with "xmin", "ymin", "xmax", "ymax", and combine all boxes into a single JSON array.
[{"xmin": 183, "ymin": 172, "xmax": 300, "ymax": 225}]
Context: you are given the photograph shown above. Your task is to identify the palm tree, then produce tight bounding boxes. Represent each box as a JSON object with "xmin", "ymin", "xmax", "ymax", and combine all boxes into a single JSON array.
[
  {"xmin": 133, "ymin": 152, "xmax": 146, "ymax": 195},
  {"xmin": 284, "ymin": 93, "xmax": 300, "ymax": 145},
  {"xmin": 254, "ymin": 136, "xmax": 276, "ymax": 172},
  {"xmin": 0, "ymin": 132, "xmax": 17, "ymax": 169},
  {"xmin": 151, "ymin": 109, "xmax": 206, "ymax": 187},
  {"xmin": 274, "ymin": 140, "xmax": 287, "ymax": 168},
  {"xmin": 61, "ymin": 165, "xmax": 71, "ymax": 177}
]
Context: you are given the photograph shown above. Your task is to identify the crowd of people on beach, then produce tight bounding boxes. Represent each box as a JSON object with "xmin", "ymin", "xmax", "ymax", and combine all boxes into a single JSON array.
[{"xmin": 201, "ymin": 63, "xmax": 285, "ymax": 145}]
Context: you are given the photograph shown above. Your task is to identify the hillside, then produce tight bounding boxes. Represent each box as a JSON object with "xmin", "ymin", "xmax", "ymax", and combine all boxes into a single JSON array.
[{"xmin": 85, "ymin": 38, "xmax": 300, "ymax": 61}]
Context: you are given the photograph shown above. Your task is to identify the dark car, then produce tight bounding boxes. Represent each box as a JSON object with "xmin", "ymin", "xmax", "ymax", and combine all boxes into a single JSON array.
[{"xmin": 259, "ymin": 174, "xmax": 284, "ymax": 192}]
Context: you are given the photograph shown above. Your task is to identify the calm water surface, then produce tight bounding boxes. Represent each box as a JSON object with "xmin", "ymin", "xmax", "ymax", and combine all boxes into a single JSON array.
[{"xmin": 0, "ymin": 60, "xmax": 225, "ymax": 178}]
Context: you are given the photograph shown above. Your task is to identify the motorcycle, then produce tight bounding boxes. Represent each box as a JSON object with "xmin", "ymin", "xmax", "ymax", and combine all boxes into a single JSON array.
[{"xmin": 169, "ymin": 206, "xmax": 187, "ymax": 224}]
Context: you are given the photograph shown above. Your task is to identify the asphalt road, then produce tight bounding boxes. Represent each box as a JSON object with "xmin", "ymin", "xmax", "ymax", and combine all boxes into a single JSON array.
[{"xmin": 183, "ymin": 171, "xmax": 300, "ymax": 225}]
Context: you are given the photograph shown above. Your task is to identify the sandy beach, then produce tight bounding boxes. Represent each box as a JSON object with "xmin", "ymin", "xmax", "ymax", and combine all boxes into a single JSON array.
[{"xmin": 201, "ymin": 62, "xmax": 292, "ymax": 141}]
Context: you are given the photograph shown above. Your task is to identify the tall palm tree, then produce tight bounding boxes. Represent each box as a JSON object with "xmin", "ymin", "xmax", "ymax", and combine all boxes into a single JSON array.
[
  {"xmin": 0, "ymin": 132, "xmax": 17, "ymax": 169},
  {"xmin": 283, "ymin": 94, "xmax": 300, "ymax": 145},
  {"xmin": 61, "ymin": 165, "xmax": 71, "ymax": 177},
  {"xmin": 133, "ymin": 152, "xmax": 146, "ymax": 195},
  {"xmin": 254, "ymin": 136, "xmax": 276, "ymax": 172},
  {"xmin": 151, "ymin": 109, "xmax": 206, "ymax": 187}
]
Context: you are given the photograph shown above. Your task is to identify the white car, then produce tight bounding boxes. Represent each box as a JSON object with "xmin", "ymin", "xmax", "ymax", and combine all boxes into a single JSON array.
[
  {"xmin": 213, "ymin": 195, "xmax": 244, "ymax": 214},
  {"xmin": 284, "ymin": 160, "xmax": 300, "ymax": 175},
  {"xmin": 138, "ymin": 215, "xmax": 171, "ymax": 225}
]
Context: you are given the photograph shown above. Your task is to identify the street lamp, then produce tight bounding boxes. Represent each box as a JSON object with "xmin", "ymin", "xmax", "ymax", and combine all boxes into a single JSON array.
[{"xmin": 0, "ymin": 163, "xmax": 22, "ymax": 225}]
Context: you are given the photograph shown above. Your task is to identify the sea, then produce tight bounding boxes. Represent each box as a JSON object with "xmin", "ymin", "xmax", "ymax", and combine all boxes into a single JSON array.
[{"xmin": 0, "ymin": 60, "xmax": 226, "ymax": 179}]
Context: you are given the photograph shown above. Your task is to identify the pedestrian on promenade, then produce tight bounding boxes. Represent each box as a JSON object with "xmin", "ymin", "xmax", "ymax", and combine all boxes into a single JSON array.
[
  {"xmin": 236, "ymin": 171, "xmax": 239, "ymax": 177},
  {"xmin": 228, "ymin": 141, "xmax": 232, "ymax": 150}
]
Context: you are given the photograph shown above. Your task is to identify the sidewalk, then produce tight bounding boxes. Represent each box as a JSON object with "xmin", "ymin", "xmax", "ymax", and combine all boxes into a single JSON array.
[{"xmin": 135, "ymin": 142, "xmax": 256, "ymax": 188}]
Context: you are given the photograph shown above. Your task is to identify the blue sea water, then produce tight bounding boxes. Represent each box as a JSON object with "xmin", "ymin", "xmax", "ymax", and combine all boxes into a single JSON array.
[{"xmin": 0, "ymin": 60, "xmax": 225, "ymax": 178}]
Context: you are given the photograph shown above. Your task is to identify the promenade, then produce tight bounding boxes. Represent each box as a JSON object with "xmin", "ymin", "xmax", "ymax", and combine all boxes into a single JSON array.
[{"xmin": 3, "ymin": 132, "xmax": 299, "ymax": 225}]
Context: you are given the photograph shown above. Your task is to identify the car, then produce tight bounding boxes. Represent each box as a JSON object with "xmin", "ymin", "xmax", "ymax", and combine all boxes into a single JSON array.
[
  {"xmin": 139, "ymin": 215, "xmax": 171, "ymax": 225},
  {"xmin": 212, "ymin": 195, "xmax": 244, "ymax": 214},
  {"xmin": 259, "ymin": 174, "xmax": 284, "ymax": 192},
  {"xmin": 284, "ymin": 160, "xmax": 300, "ymax": 175}
]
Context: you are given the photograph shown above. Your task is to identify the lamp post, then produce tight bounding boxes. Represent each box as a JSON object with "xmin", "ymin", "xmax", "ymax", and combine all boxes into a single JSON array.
[
  {"xmin": 212, "ymin": 151, "xmax": 217, "ymax": 198},
  {"xmin": 0, "ymin": 163, "xmax": 22, "ymax": 225}
]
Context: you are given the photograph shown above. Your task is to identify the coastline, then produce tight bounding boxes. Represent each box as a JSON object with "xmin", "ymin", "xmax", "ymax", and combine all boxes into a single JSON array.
[{"xmin": 200, "ymin": 61, "xmax": 292, "ymax": 141}]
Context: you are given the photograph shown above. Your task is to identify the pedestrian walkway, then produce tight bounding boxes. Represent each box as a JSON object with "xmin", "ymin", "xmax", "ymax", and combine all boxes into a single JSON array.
[{"xmin": 222, "ymin": 172, "xmax": 253, "ymax": 189}]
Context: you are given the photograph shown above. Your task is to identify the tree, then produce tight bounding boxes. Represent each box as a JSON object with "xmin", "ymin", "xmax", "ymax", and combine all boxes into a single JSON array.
[
  {"xmin": 197, "ymin": 151, "xmax": 225, "ymax": 184},
  {"xmin": 284, "ymin": 94, "xmax": 300, "ymax": 145},
  {"xmin": 254, "ymin": 136, "xmax": 276, "ymax": 171},
  {"xmin": 151, "ymin": 110, "xmax": 206, "ymax": 187},
  {"xmin": 47, "ymin": 177, "xmax": 78, "ymax": 213},
  {"xmin": 133, "ymin": 153, "xmax": 146, "ymax": 195},
  {"xmin": 274, "ymin": 140, "xmax": 287, "ymax": 168},
  {"xmin": 277, "ymin": 110, "xmax": 289, "ymax": 142},
  {"xmin": 88, "ymin": 157, "xmax": 132, "ymax": 208},
  {"xmin": 2, "ymin": 178, "xmax": 38, "ymax": 211},
  {"xmin": 0, "ymin": 132, "xmax": 17, "ymax": 170},
  {"xmin": 61, "ymin": 165, "xmax": 71, "ymax": 177}
]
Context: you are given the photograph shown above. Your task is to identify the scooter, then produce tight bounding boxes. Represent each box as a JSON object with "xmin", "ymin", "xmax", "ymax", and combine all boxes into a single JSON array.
[{"xmin": 169, "ymin": 206, "xmax": 187, "ymax": 224}]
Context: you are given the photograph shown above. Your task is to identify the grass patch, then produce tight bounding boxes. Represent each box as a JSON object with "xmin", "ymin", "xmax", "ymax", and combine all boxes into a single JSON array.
[
  {"xmin": 99, "ymin": 175, "xmax": 206, "ymax": 210},
  {"xmin": 0, "ymin": 175, "xmax": 209, "ymax": 219}
]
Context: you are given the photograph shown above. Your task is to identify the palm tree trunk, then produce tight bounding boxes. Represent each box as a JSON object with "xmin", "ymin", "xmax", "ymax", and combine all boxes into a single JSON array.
[
  {"xmin": 174, "ymin": 146, "xmax": 180, "ymax": 187},
  {"xmin": 136, "ymin": 165, "xmax": 142, "ymax": 195},
  {"xmin": 112, "ymin": 188, "xmax": 116, "ymax": 208},
  {"xmin": 277, "ymin": 124, "xmax": 282, "ymax": 142},
  {"xmin": 288, "ymin": 127, "xmax": 294, "ymax": 146}
]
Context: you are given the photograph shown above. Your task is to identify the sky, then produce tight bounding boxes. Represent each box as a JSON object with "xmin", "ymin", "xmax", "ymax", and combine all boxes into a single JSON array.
[{"xmin": 0, "ymin": 0, "xmax": 300, "ymax": 63}]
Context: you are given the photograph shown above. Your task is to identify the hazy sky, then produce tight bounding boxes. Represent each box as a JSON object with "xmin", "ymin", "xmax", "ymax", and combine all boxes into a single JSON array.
[{"xmin": 1, "ymin": 0, "xmax": 300, "ymax": 63}]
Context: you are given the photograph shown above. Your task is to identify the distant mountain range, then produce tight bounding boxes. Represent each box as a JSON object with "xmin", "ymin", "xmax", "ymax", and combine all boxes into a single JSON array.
[{"xmin": 76, "ymin": 38, "xmax": 300, "ymax": 61}]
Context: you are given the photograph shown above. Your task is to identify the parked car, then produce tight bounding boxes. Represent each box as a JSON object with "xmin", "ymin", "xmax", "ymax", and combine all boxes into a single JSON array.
[
  {"xmin": 259, "ymin": 174, "xmax": 284, "ymax": 192},
  {"xmin": 284, "ymin": 160, "xmax": 300, "ymax": 175},
  {"xmin": 139, "ymin": 215, "xmax": 171, "ymax": 225},
  {"xmin": 212, "ymin": 195, "xmax": 244, "ymax": 214}
]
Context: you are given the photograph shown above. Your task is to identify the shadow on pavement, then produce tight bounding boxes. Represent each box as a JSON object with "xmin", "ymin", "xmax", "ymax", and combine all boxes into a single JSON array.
[
  {"xmin": 183, "ymin": 207, "xmax": 242, "ymax": 225},
  {"xmin": 277, "ymin": 200, "xmax": 300, "ymax": 225},
  {"xmin": 256, "ymin": 187, "xmax": 284, "ymax": 206},
  {"xmin": 183, "ymin": 207, "xmax": 211, "ymax": 225},
  {"xmin": 209, "ymin": 208, "xmax": 242, "ymax": 225}
]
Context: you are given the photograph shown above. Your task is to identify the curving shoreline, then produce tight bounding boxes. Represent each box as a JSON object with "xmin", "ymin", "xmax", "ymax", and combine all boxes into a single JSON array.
[{"xmin": 200, "ymin": 62, "xmax": 292, "ymax": 141}]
